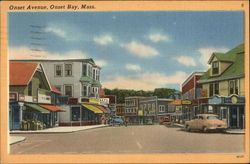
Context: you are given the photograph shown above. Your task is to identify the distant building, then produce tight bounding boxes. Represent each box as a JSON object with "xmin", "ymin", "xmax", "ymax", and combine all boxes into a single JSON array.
[
  {"xmin": 124, "ymin": 97, "xmax": 145, "ymax": 124},
  {"xmin": 139, "ymin": 96, "xmax": 173, "ymax": 124},
  {"xmin": 116, "ymin": 104, "xmax": 125, "ymax": 117}
]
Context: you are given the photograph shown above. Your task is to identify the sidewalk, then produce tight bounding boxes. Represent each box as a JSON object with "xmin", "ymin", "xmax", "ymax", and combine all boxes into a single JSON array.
[
  {"xmin": 10, "ymin": 124, "xmax": 109, "ymax": 134},
  {"xmin": 10, "ymin": 136, "xmax": 26, "ymax": 145}
]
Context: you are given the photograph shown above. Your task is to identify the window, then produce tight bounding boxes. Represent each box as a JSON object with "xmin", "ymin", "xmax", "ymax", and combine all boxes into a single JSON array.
[
  {"xmin": 212, "ymin": 61, "xmax": 219, "ymax": 74},
  {"xmin": 65, "ymin": 85, "xmax": 73, "ymax": 97},
  {"xmin": 82, "ymin": 85, "xmax": 87, "ymax": 97},
  {"xmin": 209, "ymin": 83, "xmax": 214, "ymax": 97},
  {"xmin": 88, "ymin": 65, "xmax": 92, "ymax": 77},
  {"xmin": 65, "ymin": 64, "xmax": 72, "ymax": 76},
  {"xmin": 229, "ymin": 80, "xmax": 239, "ymax": 95},
  {"xmin": 82, "ymin": 64, "xmax": 87, "ymax": 76},
  {"xmin": 55, "ymin": 65, "xmax": 62, "ymax": 76},
  {"xmin": 93, "ymin": 69, "xmax": 96, "ymax": 80},
  {"xmin": 209, "ymin": 83, "xmax": 219, "ymax": 97},
  {"xmin": 159, "ymin": 105, "xmax": 165, "ymax": 112},
  {"xmin": 28, "ymin": 81, "xmax": 32, "ymax": 96},
  {"xmin": 71, "ymin": 107, "xmax": 80, "ymax": 121}
]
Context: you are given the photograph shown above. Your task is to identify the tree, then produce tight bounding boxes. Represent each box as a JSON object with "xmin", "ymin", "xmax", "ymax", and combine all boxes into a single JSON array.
[{"xmin": 153, "ymin": 88, "xmax": 176, "ymax": 98}]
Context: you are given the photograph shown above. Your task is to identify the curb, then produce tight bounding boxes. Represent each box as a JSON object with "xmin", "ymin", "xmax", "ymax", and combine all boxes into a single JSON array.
[{"xmin": 10, "ymin": 125, "xmax": 109, "ymax": 134}]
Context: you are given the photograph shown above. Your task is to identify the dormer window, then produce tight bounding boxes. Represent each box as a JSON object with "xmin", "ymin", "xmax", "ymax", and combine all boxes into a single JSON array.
[{"xmin": 212, "ymin": 61, "xmax": 219, "ymax": 75}]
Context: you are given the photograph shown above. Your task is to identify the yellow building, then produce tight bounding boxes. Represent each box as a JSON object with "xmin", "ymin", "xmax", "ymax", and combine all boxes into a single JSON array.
[{"xmin": 198, "ymin": 44, "xmax": 245, "ymax": 129}]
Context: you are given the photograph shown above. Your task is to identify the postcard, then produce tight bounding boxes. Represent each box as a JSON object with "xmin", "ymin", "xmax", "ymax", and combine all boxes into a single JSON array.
[{"xmin": 0, "ymin": 0, "xmax": 249, "ymax": 163}]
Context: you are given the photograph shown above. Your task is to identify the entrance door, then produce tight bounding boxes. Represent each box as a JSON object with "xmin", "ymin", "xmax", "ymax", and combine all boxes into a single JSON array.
[
  {"xmin": 229, "ymin": 106, "xmax": 238, "ymax": 128},
  {"xmin": 239, "ymin": 106, "xmax": 245, "ymax": 129},
  {"xmin": 12, "ymin": 105, "xmax": 21, "ymax": 130}
]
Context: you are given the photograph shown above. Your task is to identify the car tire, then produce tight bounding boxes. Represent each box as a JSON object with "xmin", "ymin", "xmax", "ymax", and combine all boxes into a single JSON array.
[
  {"xmin": 185, "ymin": 125, "xmax": 191, "ymax": 132},
  {"xmin": 202, "ymin": 126, "xmax": 208, "ymax": 133}
]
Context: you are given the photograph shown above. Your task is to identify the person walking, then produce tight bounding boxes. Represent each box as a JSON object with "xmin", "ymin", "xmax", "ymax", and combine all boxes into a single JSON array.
[{"xmin": 125, "ymin": 119, "xmax": 129, "ymax": 127}]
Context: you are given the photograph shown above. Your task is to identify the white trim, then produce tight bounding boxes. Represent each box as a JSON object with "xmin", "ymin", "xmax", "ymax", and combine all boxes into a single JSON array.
[{"xmin": 181, "ymin": 72, "xmax": 204, "ymax": 88}]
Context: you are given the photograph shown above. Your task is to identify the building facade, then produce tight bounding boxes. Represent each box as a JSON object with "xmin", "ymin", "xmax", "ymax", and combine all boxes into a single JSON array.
[
  {"xmin": 181, "ymin": 72, "xmax": 204, "ymax": 121},
  {"xmin": 116, "ymin": 104, "xmax": 125, "ymax": 117},
  {"xmin": 9, "ymin": 62, "xmax": 64, "ymax": 130},
  {"xmin": 11, "ymin": 59, "xmax": 110, "ymax": 126},
  {"xmin": 198, "ymin": 44, "xmax": 245, "ymax": 129},
  {"xmin": 124, "ymin": 97, "xmax": 144, "ymax": 124},
  {"xmin": 139, "ymin": 96, "xmax": 173, "ymax": 124}
]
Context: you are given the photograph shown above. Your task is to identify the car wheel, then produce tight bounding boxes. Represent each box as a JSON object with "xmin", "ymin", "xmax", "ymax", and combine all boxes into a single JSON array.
[
  {"xmin": 185, "ymin": 125, "xmax": 191, "ymax": 132},
  {"xmin": 202, "ymin": 126, "xmax": 208, "ymax": 133}
]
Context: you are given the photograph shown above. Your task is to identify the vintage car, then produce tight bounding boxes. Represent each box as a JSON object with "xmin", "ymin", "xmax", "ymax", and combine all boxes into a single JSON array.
[
  {"xmin": 185, "ymin": 114, "xmax": 227, "ymax": 132},
  {"xmin": 159, "ymin": 116, "xmax": 171, "ymax": 125},
  {"xmin": 109, "ymin": 116, "xmax": 124, "ymax": 126}
]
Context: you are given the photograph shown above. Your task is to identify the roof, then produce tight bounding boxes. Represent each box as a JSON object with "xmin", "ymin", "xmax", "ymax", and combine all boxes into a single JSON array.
[
  {"xmin": 51, "ymin": 85, "xmax": 62, "ymax": 94},
  {"xmin": 10, "ymin": 62, "xmax": 38, "ymax": 86},
  {"xmin": 199, "ymin": 44, "xmax": 244, "ymax": 83},
  {"xmin": 181, "ymin": 72, "xmax": 204, "ymax": 87}
]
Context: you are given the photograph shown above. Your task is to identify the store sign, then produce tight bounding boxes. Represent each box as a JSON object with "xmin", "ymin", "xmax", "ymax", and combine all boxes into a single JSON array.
[
  {"xmin": 170, "ymin": 100, "xmax": 182, "ymax": 105},
  {"xmin": 19, "ymin": 94, "xmax": 25, "ymax": 101},
  {"xmin": 68, "ymin": 98, "xmax": 78, "ymax": 105},
  {"xmin": 38, "ymin": 89, "xmax": 51, "ymax": 104},
  {"xmin": 224, "ymin": 96, "xmax": 245, "ymax": 104},
  {"xmin": 99, "ymin": 98, "xmax": 109, "ymax": 105},
  {"xmin": 9, "ymin": 93, "xmax": 18, "ymax": 102},
  {"xmin": 182, "ymin": 100, "xmax": 192, "ymax": 105},
  {"xmin": 208, "ymin": 96, "xmax": 223, "ymax": 104}
]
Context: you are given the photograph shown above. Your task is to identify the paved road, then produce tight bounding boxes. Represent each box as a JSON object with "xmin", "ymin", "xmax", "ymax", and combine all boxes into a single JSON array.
[{"xmin": 10, "ymin": 125, "xmax": 244, "ymax": 154}]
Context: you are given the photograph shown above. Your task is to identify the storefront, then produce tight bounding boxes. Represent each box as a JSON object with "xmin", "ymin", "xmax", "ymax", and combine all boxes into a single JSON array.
[{"xmin": 208, "ymin": 95, "xmax": 245, "ymax": 129}]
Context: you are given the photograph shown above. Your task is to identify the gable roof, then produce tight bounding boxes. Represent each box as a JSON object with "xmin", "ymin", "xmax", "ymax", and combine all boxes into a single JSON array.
[
  {"xmin": 10, "ymin": 62, "xmax": 39, "ymax": 86},
  {"xmin": 199, "ymin": 44, "xmax": 244, "ymax": 83}
]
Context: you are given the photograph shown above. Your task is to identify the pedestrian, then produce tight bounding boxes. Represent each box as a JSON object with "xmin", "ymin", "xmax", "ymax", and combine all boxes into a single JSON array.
[{"xmin": 125, "ymin": 119, "xmax": 129, "ymax": 127}]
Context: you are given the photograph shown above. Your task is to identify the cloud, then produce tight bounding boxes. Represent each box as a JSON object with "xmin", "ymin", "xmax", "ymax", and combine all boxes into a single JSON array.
[
  {"xmin": 122, "ymin": 41, "xmax": 159, "ymax": 58},
  {"xmin": 148, "ymin": 33, "xmax": 170, "ymax": 43},
  {"xmin": 45, "ymin": 23, "xmax": 82, "ymax": 41},
  {"xmin": 102, "ymin": 71, "xmax": 188, "ymax": 90},
  {"xmin": 175, "ymin": 56, "xmax": 196, "ymax": 66},
  {"xmin": 125, "ymin": 64, "xmax": 141, "ymax": 72},
  {"xmin": 198, "ymin": 47, "xmax": 229, "ymax": 67},
  {"xmin": 95, "ymin": 60, "xmax": 108, "ymax": 67},
  {"xmin": 9, "ymin": 46, "xmax": 88, "ymax": 60},
  {"xmin": 93, "ymin": 35, "xmax": 113, "ymax": 45}
]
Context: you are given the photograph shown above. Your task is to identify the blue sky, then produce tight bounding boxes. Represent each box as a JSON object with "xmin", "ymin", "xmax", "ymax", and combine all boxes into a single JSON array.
[{"xmin": 8, "ymin": 11, "xmax": 244, "ymax": 90}]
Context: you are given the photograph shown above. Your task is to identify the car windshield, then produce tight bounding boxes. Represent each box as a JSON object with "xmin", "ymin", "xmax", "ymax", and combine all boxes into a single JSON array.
[{"xmin": 207, "ymin": 116, "xmax": 219, "ymax": 119}]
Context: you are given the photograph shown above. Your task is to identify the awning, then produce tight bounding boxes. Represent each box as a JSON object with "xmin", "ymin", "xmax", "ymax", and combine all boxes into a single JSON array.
[
  {"xmin": 25, "ymin": 103, "xmax": 50, "ymax": 114},
  {"xmin": 39, "ymin": 104, "xmax": 65, "ymax": 112},
  {"xmin": 82, "ymin": 104, "xmax": 103, "ymax": 114},
  {"xmin": 96, "ymin": 105, "xmax": 110, "ymax": 113}
]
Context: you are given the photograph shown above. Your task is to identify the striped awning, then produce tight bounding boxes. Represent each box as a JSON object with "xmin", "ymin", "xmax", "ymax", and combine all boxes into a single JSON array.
[
  {"xmin": 39, "ymin": 104, "xmax": 65, "ymax": 112},
  {"xmin": 96, "ymin": 105, "xmax": 110, "ymax": 113},
  {"xmin": 25, "ymin": 103, "xmax": 50, "ymax": 114},
  {"xmin": 82, "ymin": 104, "xmax": 103, "ymax": 114}
]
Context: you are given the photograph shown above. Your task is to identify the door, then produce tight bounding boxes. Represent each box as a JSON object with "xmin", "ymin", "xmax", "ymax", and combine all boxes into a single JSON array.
[
  {"xmin": 229, "ymin": 106, "xmax": 238, "ymax": 128},
  {"xmin": 239, "ymin": 106, "xmax": 245, "ymax": 129}
]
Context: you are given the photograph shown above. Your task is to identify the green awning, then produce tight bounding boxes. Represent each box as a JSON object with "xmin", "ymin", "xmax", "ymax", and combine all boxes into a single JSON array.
[
  {"xmin": 80, "ymin": 76, "xmax": 93, "ymax": 83},
  {"xmin": 25, "ymin": 104, "xmax": 50, "ymax": 114},
  {"xmin": 92, "ymin": 80, "xmax": 101, "ymax": 87}
]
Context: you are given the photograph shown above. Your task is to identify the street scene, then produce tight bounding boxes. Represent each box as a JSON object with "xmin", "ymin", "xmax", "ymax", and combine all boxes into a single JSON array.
[{"xmin": 8, "ymin": 11, "xmax": 245, "ymax": 154}]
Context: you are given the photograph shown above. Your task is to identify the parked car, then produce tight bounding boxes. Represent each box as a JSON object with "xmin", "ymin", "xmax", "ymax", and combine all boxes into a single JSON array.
[
  {"xmin": 159, "ymin": 117, "xmax": 170, "ymax": 125},
  {"xmin": 110, "ymin": 116, "xmax": 124, "ymax": 126},
  {"xmin": 185, "ymin": 114, "xmax": 227, "ymax": 132}
]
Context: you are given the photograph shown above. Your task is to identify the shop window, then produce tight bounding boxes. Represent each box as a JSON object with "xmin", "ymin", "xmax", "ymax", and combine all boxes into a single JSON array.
[
  {"xmin": 65, "ymin": 64, "xmax": 72, "ymax": 76},
  {"xmin": 212, "ymin": 61, "xmax": 219, "ymax": 75},
  {"xmin": 71, "ymin": 107, "xmax": 80, "ymax": 121},
  {"xmin": 82, "ymin": 64, "xmax": 87, "ymax": 76},
  {"xmin": 65, "ymin": 85, "xmax": 73, "ymax": 97},
  {"xmin": 28, "ymin": 81, "xmax": 32, "ymax": 96},
  {"xmin": 55, "ymin": 65, "xmax": 62, "ymax": 76}
]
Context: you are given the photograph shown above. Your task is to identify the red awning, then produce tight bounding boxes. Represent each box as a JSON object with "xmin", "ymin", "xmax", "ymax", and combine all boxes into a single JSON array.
[
  {"xmin": 39, "ymin": 104, "xmax": 65, "ymax": 112},
  {"xmin": 96, "ymin": 105, "xmax": 110, "ymax": 114}
]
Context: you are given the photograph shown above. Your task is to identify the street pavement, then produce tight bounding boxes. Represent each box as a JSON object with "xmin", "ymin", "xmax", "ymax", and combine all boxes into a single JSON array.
[{"xmin": 10, "ymin": 125, "xmax": 244, "ymax": 154}]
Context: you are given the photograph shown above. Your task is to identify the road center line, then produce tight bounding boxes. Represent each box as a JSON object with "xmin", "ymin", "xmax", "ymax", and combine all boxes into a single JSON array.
[{"xmin": 136, "ymin": 141, "xmax": 143, "ymax": 149}]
